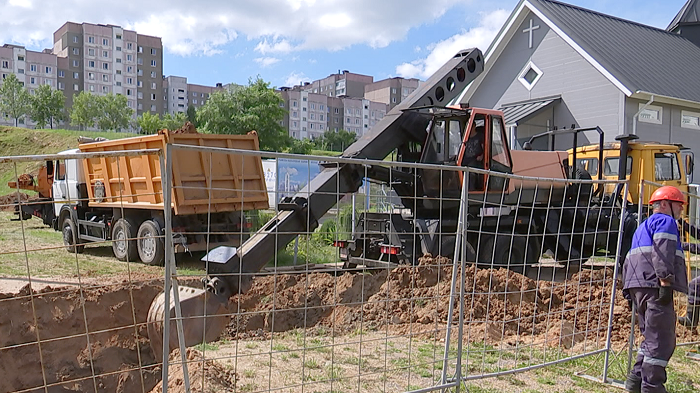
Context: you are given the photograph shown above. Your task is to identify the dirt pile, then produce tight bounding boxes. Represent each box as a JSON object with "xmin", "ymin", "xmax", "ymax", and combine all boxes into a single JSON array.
[
  {"xmin": 224, "ymin": 255, "xmax": 699, "ymax": 347},
  {"xmin": 149, "ymin": 348, "xmax": 237, "ymax": 393},
  {"xmin": 0, "ymin": 279, "xmax": 164, "ymax": 393},
  {"xmin": 0, "ymin": 191, "xmax": 29, "ymax": 211}
]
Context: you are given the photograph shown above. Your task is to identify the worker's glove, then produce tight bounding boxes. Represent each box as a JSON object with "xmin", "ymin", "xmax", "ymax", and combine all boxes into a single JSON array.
[
  {"xmin": 627, "ymin": 298, "xmax": 633, "ymax": 311},
  {"xmin": 657, "ymin": 286, "xmax": 673, "ymax": 305}
]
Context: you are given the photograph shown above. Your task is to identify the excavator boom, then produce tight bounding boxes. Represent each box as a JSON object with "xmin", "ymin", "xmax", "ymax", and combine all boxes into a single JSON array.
[{"xmin": 203, "ymin": 48, "xmax": 485, "ymax": 298}]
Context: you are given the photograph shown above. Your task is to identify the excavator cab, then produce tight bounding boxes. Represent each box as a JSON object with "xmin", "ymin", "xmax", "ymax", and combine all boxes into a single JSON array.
[{"xmin": 418, "ymin": 107, "xmax": 513, "ymax": 197}]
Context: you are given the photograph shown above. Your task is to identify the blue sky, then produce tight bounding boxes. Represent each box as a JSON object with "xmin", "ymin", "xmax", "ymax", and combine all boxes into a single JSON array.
[{"xmin": 0, "ymin": 0, "xmax": 689, "ymax": 87}]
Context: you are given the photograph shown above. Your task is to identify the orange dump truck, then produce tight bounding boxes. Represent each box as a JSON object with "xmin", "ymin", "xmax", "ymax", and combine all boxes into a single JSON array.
[{"xmin": 11, "ymin": 130, "xmax": 269, "ymax": 265}]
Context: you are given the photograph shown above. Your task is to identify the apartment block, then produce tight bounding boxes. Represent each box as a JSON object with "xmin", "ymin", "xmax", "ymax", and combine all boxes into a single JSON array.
[
  {"xmin": 163, "ymin": 75, "xmax": 221, "ymax": 115},
  {"xmin": 364, "ymin": 77, "xmax": 420, "ymax": 110},
  {"xmin": 0, "ymin": 44, "xmax": 58, "ymax": 126},
  {"xmin": 303, "ymin": 70, "xmax": 373, "ymax": 98},
  {"xmin": 52, "ymin": 22, "xmax": 163, "ymax": 117}
]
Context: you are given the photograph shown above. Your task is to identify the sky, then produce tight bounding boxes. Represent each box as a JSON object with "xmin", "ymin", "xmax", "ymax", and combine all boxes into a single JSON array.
[{"xmin": 0, "ymin": 0, "xmax": 690, "ymax": 88}]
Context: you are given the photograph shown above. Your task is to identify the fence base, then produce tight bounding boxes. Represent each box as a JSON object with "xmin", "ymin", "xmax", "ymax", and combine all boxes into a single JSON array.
[
  {"xmin": 687, "ymin": 351, "xmax": 700, "ymax": 362},
  {"xmin": 573, "ymin": 372, "xmax": 627, "ymax": 390}
]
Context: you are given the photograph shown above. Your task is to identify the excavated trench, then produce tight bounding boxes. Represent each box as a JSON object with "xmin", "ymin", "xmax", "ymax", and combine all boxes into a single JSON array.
[{"xmin": 2, "ymin": 255, "xmax": 697, "ymax": 393}]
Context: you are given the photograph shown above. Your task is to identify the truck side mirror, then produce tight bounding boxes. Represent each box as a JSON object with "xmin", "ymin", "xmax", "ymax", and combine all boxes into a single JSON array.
[
  {"xmin": 523, "ymin": 141, "xmax": 532, "ymax": 151},
  {"xmin": 686, "ymin": 155, "xmax": 694, "ymax": 177}
]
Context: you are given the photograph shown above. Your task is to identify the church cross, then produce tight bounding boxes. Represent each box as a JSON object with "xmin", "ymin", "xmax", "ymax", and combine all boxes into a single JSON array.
[{"xmin": 523, "ymin": 18, "xmax": 540, "ymax": 49}]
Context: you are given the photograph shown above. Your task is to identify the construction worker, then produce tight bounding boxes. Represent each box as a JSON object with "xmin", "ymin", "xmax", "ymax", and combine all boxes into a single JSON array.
[{"xmin": 623, "ymin": 186, "xmax": 689, "ymax": 393}]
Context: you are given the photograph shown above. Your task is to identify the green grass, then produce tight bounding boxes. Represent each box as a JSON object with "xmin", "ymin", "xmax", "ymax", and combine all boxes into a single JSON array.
[
  {"xmin": 0, "ymin": 126, "xmax": 132, "ymax": 196},
  {"xmin": 193, "ymin": 342, "xmax": 219, "ymax": 352}
]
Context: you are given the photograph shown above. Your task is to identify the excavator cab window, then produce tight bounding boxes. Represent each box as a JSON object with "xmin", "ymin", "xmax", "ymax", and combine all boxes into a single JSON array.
[
  {"xmin": 486, "ymin": 115, "xmax": 512, "ymax": 191},
  {"xmin": 420, "ymin": 116, "xmax": 467, "ymax": 197}
]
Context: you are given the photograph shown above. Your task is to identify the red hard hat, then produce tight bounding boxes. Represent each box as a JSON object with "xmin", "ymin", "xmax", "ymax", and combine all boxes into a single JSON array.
[{"xmin": 649, "ymin": 186, "xmax": 686, "ymax": 204}]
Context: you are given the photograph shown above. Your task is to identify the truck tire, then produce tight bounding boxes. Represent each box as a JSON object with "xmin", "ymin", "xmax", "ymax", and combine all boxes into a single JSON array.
[
  {"xmin": 112, "ymin": 218, "xmax": 138, "ymax": 262},
  {"xmin": 62, "ymin": 217, "xmax": 84, "ymax": 254},
  {"xmin": 479, "ymin": 235, "xmax": 532, "ymax": 274},
  {"xmin": 137, "ymin": 220, "xmax": 165, "ymax": 265}
]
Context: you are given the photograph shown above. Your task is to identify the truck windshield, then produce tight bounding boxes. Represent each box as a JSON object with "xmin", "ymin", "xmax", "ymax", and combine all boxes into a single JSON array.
[
  {"xmin": 655, "ymin": 153, "xmax": 681, "ymax": 181},
  {"xmin": 603, "ymin": 156, "xmax": 632, "ymax": 176},
  {"xmin": 576, "ymin": 158, "xmax": 599, "ymax": 176}
]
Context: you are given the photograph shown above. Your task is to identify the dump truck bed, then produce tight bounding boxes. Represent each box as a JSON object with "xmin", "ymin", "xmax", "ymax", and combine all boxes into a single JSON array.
[{"xmin": 78, "ymin": 131, "xmax": 269, "ymax": 215}]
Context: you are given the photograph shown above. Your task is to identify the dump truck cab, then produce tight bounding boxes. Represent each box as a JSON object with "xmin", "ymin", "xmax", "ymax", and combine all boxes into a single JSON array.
[{"xmin": 570, "ymin": 141, "xmax": 692, "ymax": 209}]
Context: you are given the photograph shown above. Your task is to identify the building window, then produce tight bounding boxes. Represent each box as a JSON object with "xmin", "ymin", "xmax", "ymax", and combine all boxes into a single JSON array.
[
  {"xmin": 292, "ymin": 101, "xmax": 297, "ymax": 107},
  {"xmin": 127, "ymin": 77, "xmax": 133, "ymax": 85},
  {"xmin": 116, "ymin": 58, "xmax": 122, "ymax": 63},
  {"xmin": 138, "ymin": 92, "xmax": 143, "ymax": 99},
  {"xmin": 193, "ymin": 99, "xmax": 198, "ymax": 104},
  {"xmin": 116, "ymin": 70, "xmax": 122, "ymax": 75},
  {"xmin": 88, "ymin": 61, "xmax": 95, "ymax": 68},
  {"xmin": 58, "ymin": 70, "xmax": 64, "ymax": 78},
  {"xmin": 102, "ymin": 50, "xmax": 108, "ymax": 58},
  {"xmin": 137, "ymin": 58, "xmax": 143, "ymax": 65},
  {"xmin": 102, "ymin": 63, "xmax": 109, "ymax": 70},
  {"xmin": 72, "ymin": 60, "xmax": 79, "ymax": 67},
  {"xmin": 102, "ymin": 85, "xmax": 109, "ymax": 93},
  {"xmin": 88, "ymin": 36, "xmax": 94, "ymax": 44},
  {"xmin": 151, "ymin": 93, "xmax": 156, "ymax": 100},
  {"xmin": 302, "ymin": 97, "xmax": 307, "ymax": 102},
  {"xmin": 292, "ymin": 111, "xmax": 298, "ymax": 118},
  {"xmin": 681, "ymin": 110, "xmax": 700, "ymax": 130},
  {"xmin": 18, "ymin": 68, "xmax": 24, "ymax": 74},
  {"xmin": 150, "ymin": 71, "xmax": 156, "ymax": 78},
  {"xmin": 293, "ymin": 121, "xmax": 297, "ymax": 127},
  {"xmin": 518, "ymin": 61, "xmax": 543, "ymax": 91},
  {"xmin": 151, "ymin": 82, "xmax": 156, "ymax": 89},
  {"xmin": 310, "ymin": 113, "xmax": 315, "ymax": 120},
  {"xmin": 310, "ymin": 103, "xmax": 315, "ymax": 110},
  {"xmin": 89, "ymin": 84, "xmax": 95, "ymax": 92},
  {"xmin": 88, "ymin": 72, "xmax": 95, "ymax": 80},
  {"xmin": 138, "ymin": 46, "xmax": 143, "ymax": 53},
  {"xmin": 310, "ymin": 123, "xmax": 314, "ymax": 129},
  {"xmin": 58, "ymin": 82, "xmax": 64, "ymax": 90},
  {"xmin": 30, "ymin": 77, "xmax": 35, "ymax": 84},
  {"xmin": 103, "ymin": 38, "xmax": 109, "ymax": 46},
  {"xmin": 151, "ymin": 48, "xmax": 157, "ymax": 55},
  {"xmin": 72, "ymin": 48, "xmax": 79, "ymax": 55},
  {"xmin": 116, "ymin": 34, "xmax": 122, "ymax": 40},
  {"xmin": 73, "ymin": 72, "xmax": 79, "ymax": 78},
  {"xmin": 302, "ymin": 107, "xmax": 306, "ymax": 112},
  {"xmin": 639, "ymin": 103, "xmax": 663, "ymax": 125},
  {"xmin": 320, "ymin": 104, "xmax": 324, "ymax": 111},
  {"xmin": 127, "ymin": 54, "xmax": 132, "ymax": 62},
  {"xmin": 30, "ymin": 65, "xmax": 37, "ymax": 72},
  {"xmin": 73, "ymin": 83, "xmax": 79, "ymax": 91},
  {"xmin": 126, "ymin": 66, "xmax": 133, "ymax": 73},
  {"xmin": 88, "ymin": 48, "xmax": 95, "ymax": 56},
  {"xmin": 102, "ymin": 74, "xmax": 108, "ymax": 82},
  {"xmin": 151, "ymin": 104, "xmax": 157, "ymax": 111},
  {"xmin": 150, "ymin": 60, "xmax": 157, "ymax": 67},
  {"xmin": 126, "ymin": 89, "xmax": 132, "ymax": 96},
  {"xmin": 116, "ymin": 46, "xmax": 122, "ymax": 51},
  {"xmin": 127, "ymin": 43, "xmax": 133, "ymax": 50},
  {"xmin": 334, "ymin": 108, "xmax": 339, "ymax": 114},
  {"xmin": 73, "ymin": 36, "xmax": 78, "ymax": 43},
  {"xmin": 116, "ymin": 81, "xmax": 121, "ymax": 86}
]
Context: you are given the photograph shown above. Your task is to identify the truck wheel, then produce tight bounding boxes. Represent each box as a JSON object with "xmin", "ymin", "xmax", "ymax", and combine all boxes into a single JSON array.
[
  {"xmin": 137, "ymin": 220, "xmax": 165, "ymax": 265},
  {"xmin": 62, "ymin": 218, "xmax": 84, "ymax": 254},
  {"xmin": 112, "ymin": 218, "xmax": 138, "ymax": 262},
  {"xmin": 480, "ymin": 235, "xmax": 531, "ymax": 274}
]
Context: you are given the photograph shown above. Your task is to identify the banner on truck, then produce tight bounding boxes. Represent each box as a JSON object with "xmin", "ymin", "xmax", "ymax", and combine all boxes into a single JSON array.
[{"xmin": 262, "ymin": 158, "xmax": 322, "ymax": 209}]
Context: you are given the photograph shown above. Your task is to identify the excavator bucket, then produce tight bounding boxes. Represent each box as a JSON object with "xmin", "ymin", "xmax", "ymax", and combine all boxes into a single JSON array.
[{"xmin": 147, "ymin": 285, "xmax": 230, "ymax": 360}]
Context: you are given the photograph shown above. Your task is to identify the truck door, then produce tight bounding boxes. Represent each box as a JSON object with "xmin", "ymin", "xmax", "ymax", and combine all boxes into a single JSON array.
[
  {"xmin": 52, "ymin": 158, "xmax": 81, "ymax": 217},
  {"xmin": 485, "ymin": 114, "xmax": 513, "ymax": 191}
]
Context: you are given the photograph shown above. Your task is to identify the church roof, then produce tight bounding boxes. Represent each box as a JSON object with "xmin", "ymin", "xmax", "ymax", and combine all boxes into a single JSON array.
[
  {"xmin": 487, "ymin": 0, "xmax": 700, "ymax": 104},
  {"xmin": 668, "ymin": 0, "xmax": 700, "ymax": 31}
]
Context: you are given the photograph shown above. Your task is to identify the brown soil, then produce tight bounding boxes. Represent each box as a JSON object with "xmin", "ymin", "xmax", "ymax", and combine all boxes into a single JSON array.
[
  {"xmin": 224, "ymin": 255, "xmax": 698, "ymax": 349},
  {"xmin": 0, "ymin": 279, "xmax": 163, "ymax": 393},
  {"xmin": 148, "ymin": 348, "xmax": 237, "ymax": 393},
  {"xmin": 0, "ymin": 191, "xmax": 30, "ymax": 211}
]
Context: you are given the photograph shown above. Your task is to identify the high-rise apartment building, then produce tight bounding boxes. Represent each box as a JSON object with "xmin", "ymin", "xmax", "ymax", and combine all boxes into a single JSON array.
[
  {"xmin": 303, "ymin": 70, "xmax": 373, "ymax": 98},
  {"xmin": 52, "ymin": 22, "xmax": 163, "ymax": 117},
  {"xmin": 364, "ymin": 77, "xmax": 420, "ymax": 110},
  {"xmin": 0, "ymin": 44, "xmax": 58, "ymax": 126},
  {"xmin": 162, "ymin": 76, "xmax": 221, "ymax": 115}
]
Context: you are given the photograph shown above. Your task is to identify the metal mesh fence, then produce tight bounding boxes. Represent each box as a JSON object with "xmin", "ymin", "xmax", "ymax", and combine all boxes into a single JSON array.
[{"xmin": 1, "ymin": 143, "xmax": 633, "ymax": 393}]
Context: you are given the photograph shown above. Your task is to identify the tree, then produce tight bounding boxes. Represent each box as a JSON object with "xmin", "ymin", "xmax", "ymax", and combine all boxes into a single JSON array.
[
  {"xmin": 198, "ymin": 76, "xmax": 290, "ymax": 151},
  {"xmin": 0, "ymin": 74, "xmax": 31, "ymax": 127},
  {"xmin": 162, "ymin": 112, "xmax": 187, "ymax": 131},
  {"xmin": 95, "ymin": 94, "xmax": 132, "ymax": 132},
  {"xmin": 186, "ymin": 105, "xmax": 198, "ymax": 127},
  {"xmin": 137, "ymin": 111, "xmax": 162, "ymax": 134},
  {"xmin": 70, "ymin": 91, "xmax": 100, "ymax": 130},
  {"xmin": 288, "ymin": 138, "xmax": 314, "ymax": 154},
  {"xmin": 315, "ymin": 129, "xmax": 358, "ymax": 152},
  {"xmin": 30, "ymin": 84, "xmax": 65, "ymax": 129}
]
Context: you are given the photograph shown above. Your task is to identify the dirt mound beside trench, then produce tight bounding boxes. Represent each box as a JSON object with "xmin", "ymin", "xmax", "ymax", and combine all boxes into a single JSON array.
[
  {"xmin": 0, "ymin": 191, "xmax": 30, "ymax": 211},
  {"xmin": 225, "ymin": 255, "xmax": 696, "ymax": 347},
  {"xmin": 149, "ymin": 348, "xmax": 237, "ymax": 393},
  {"xmin": 0, "ymin": 279, "xmax": 164, "ymax": 393}
]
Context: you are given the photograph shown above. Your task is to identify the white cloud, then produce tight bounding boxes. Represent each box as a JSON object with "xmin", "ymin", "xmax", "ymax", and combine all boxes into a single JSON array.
[
  {"xmin": 254, "ymin": 57, "xmax": 281, "ymax": 67},
  {"xmin": 0, "ymin": 0, "xmax": 463, "ymax": 56},
  {"xmin": 395, "ymin": 9, "xmax": 509, "ymax": 80},
  {"xmin": 283, "ymin": 72, "xmax": 308, "ymax": 87}
]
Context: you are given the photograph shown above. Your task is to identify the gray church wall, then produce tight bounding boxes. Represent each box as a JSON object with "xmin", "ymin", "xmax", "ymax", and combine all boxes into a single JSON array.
[
  {"xmin": 466, "ymin": 11, "xmax": 623, "ymax": 146},
  {"xmin": 624, "ymin": 98, "xmax": 700, "ymax": 155}
]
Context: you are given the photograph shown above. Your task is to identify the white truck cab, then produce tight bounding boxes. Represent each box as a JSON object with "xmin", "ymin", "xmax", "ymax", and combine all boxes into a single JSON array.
[{"xmin": 51, "ymin": 149, "xmax": 85, "ymax": 218}]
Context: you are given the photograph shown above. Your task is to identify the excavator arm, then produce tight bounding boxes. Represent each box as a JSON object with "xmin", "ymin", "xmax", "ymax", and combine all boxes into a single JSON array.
[{"xmin": 202, "ymin": 48, "xmax": 485, "ymax": 300}]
